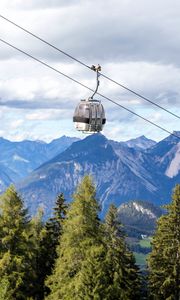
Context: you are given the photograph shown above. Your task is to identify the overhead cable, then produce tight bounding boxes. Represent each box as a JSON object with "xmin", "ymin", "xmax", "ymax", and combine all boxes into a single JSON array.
[
  {"xmin": 0, "ymin": 14, "xmax": 180, "ymax": 120},
  {"xmin": 0, "ymin": 37, "xmax": 179, "ymax": 140}
]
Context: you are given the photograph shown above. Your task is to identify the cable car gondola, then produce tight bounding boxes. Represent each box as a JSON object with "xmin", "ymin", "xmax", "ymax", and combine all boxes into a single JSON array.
[{"xmin": 73, "ymin": 65, "xmax": 106, "ymax": 133}]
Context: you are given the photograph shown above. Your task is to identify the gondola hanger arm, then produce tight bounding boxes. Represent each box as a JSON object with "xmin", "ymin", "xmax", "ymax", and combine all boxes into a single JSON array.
[{"xmin": 89, "ymin": 64, "xmax": 101, "ymax": 100}]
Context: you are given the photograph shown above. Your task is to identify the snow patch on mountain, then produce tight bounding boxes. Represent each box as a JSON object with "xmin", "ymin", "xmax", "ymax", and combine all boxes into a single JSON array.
[
  {"xmin": 132, "ymin": 202, "xmax": 156, "ymax": 219},
  {"xmin": 74, "ymin": 162, "xmax": 82, "ymax": 172},
  {"xmin": 39, "ymin": 175, "xmax": 47, "ymax": 179},
  {"xmin": 13, "ymin": 154, "xmax": 29, "ymax": 163}
]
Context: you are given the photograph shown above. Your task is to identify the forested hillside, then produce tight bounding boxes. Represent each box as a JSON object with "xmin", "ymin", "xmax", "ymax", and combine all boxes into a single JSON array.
[{"xmin": 0, "ymin": 177, "xmax": 179, "ymax": 299}]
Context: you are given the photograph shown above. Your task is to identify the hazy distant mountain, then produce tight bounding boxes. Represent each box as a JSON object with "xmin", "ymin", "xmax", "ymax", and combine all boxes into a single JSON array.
[
  {"xmin": 18, "ymin": 132, "xmax": 180, "ymax": 216},
  {"xmin": 0, "ymin": 136, "xmax": 79, "ymax": 184},
  {"xmin": 124, "ymin": 135, "xmax": 156, "ymax": 150},
  {"xmin": 46, "ymin": 136, "xmax": 80, "ymax": 159}
]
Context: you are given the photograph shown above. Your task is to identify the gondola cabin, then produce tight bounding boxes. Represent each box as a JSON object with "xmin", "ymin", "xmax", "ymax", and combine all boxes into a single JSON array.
[{"xmin": 73, "ymin": 99, "xmax": 106, "ymax": 133}]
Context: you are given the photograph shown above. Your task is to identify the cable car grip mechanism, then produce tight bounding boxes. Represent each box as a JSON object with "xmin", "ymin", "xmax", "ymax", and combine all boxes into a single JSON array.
[{"xmin": 89, "ymin": 64, "xmax": 101, "ymax": 101}]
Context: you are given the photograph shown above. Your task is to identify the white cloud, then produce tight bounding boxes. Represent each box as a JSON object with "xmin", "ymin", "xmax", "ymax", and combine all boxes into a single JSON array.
[
  {"xmin": 25, "ymin": 109, "xmax": 70, "ymax": 121},
  {"xmin": 0, "ymin": 0, "xmax": 180, "ymax": 141},
  {"xmin": 1, "ymin": 0, "xmax": 180, "ymax": 65},
  {"xmin": 0, "ymin": 0, "xmax": 79, "ymax": 10},
  {"xmin": 0, "ymin": 130, "xmax": 5, "ymax": 136},
  {"xmin": 10, "ymin": 119, "xmax": 24, "ymax": 129}
]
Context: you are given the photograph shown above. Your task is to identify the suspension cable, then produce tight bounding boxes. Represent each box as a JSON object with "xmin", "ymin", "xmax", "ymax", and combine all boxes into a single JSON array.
[
  {"xmin": 0, "ymin": 37, "xmax": 180, "ymax": 140},
  {"xmin": 0, "ymin": 14, "xmax": 179, "ymax": 120}
]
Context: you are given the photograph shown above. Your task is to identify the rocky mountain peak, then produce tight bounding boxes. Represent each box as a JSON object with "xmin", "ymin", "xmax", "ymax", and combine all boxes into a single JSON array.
[
  {"xmin": 125, "ymin": 135, "xmax": 156, "ymax": 150},
  {"xmin": 117, "ymin": 200, "xmax": 163, "ymax": 235}
]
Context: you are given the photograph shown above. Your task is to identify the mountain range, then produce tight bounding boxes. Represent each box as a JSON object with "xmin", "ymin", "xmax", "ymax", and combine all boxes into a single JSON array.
[
  {"xmin": 0, "ymin": 132, "xmax": 179, "ymax": 217},
  {"xmin": 0, "ymin": 136, "xmax": 79, "ymax": 192},
  {"xmin": 14, "ymin": 131, "xmax": 180, "ymax": 217}
]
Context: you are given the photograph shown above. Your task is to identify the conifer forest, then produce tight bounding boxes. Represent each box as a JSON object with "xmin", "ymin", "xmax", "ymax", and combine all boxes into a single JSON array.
[{"xmin": 0, "ymin": 176, "xmax": 179, "ymax": 300}]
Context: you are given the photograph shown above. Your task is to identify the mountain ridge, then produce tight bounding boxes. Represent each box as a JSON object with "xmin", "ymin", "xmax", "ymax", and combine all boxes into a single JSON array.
[
  {"xmin": 0, "ymin": 132, "xmax": 179, "ymax": 217},
  {"xmin": 0, "ymin": 135, "xmax": 79, "ymax": 182},
  {"xmin": 17, "ymin": 132, "xmax": 180, "ymax": 217}
]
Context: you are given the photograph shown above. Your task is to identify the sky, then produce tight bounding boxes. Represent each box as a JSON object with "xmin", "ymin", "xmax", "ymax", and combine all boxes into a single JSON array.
[{"xmin": 0, "ymin": 0, "xmax": 180, "ymax": 142}]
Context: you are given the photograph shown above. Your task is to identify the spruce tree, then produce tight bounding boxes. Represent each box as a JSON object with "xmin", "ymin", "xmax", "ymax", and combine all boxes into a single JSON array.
[
  {"xmin": 148, "ymin": 184, "xmax": 180, "ymax": 300},
  {"xmin": 44, "ymin": 193, "xmax": 68, "ymax": 271},
  {"xmin": 104, "ymin": 204, "xmax": 141, "ymax": 300},
  {"xmin": 27, "ymin": 208, "xmax": 46, "ymax": 300},
  {"xmin": 76, "ymin": 243, "xmax": 109, "ymax": 299},
  {"xmin": 38, "ymin": 193, "xmax": 68, "ymax": 299},
  {"xmin": 45, "ymin": 176, "xmax": 107, "ymax": 300},
  {"xmin": 0, "ymin": 185, "xmax": 31, "ymax": 300}
]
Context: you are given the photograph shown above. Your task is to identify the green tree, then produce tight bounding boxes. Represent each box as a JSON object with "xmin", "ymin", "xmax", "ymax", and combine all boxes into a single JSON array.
[
  {"xmin": 46, "ymin": 176, "xmax": 107, "ymax": 300},
  {"xmin": 76, "ymin": 244, "xmax": 109, "ymax": 299},
  {"xmin": 104, "ymin": 204, "xmax": 141, "ymax": 300},
  {"xmin": 148, "ymin": 184, "xmax": 180, "ymax": 300},
  {"xmin": 0, "ymin": 185, "xmax": 31, "ymax": 299},
  {"xmin": 0, "ymin": 277, "xmax": 11, "ymax": 300},
  {"xmin": 27, "ymin": 208, "xmax": 46, "ymax": 300},
  {"xmin": 38, "ymin": 193, "xmax": 68, "ymax": 299},
  {"xmin": 44, "ymin": 193, "xmax": 68, "ymax": 272}
]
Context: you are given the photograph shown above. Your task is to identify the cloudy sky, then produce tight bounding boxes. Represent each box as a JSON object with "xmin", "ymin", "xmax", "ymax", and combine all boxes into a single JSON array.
[{"xmin": 0, "ymin": 0, "xmax": 180, "ymax": 142}]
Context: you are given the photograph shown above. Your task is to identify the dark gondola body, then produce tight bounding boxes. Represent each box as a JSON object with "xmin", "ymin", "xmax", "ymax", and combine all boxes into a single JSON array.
[{"xmin": 73, "ymin": 99, "xmax": 106, "ymax": 132}]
